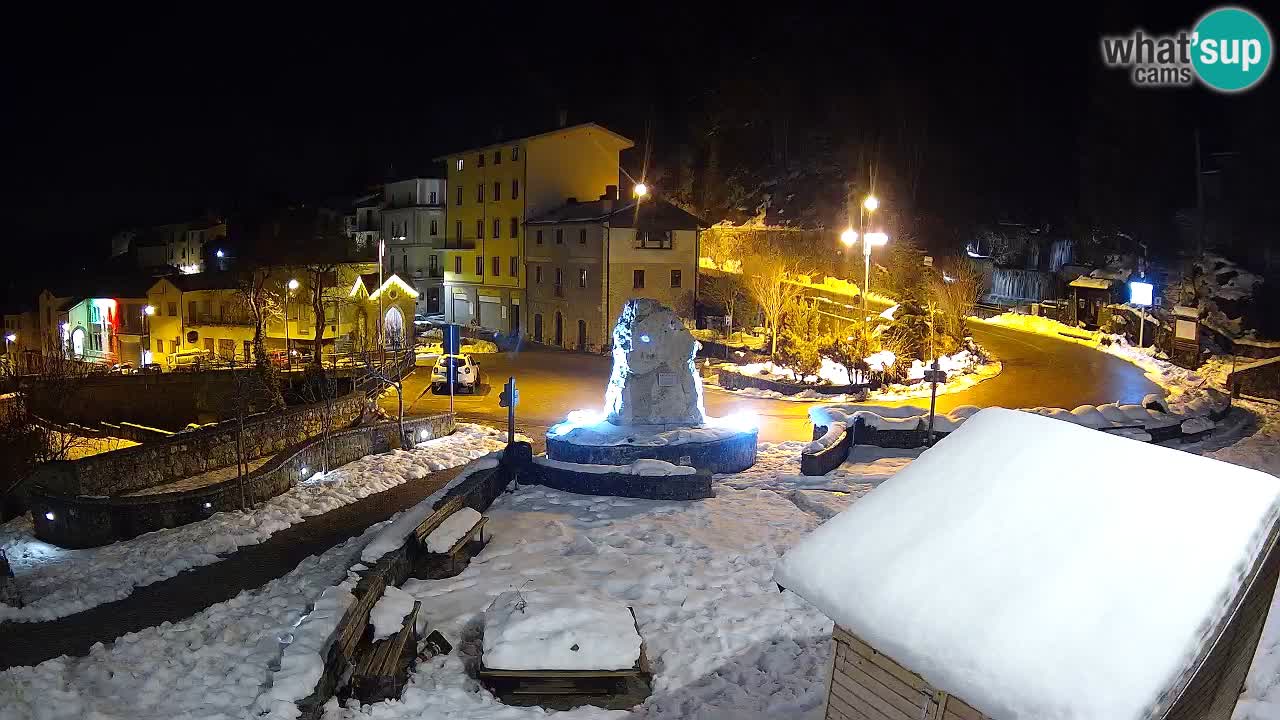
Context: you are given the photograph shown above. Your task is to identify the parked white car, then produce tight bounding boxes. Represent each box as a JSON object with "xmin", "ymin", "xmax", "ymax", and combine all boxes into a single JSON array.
[{"xmin": 431, "ymin": 354, "xmax": 481, "ymax": 393}]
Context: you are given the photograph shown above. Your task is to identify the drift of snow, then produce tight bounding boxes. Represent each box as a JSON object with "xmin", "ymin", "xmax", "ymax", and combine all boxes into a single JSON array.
[
  {"xmin": 0, "ymin": 423, "xmax": 512, "ymax": 623},
  {"xmin": 423, "ymin": 507, "xmax": 483, "ymax": 553},
  {"xmin": 549, "ymin": 417, "xmax": 746, "ymax": 447},
  {"xmin": 261, "ymin": 581, "xmax": 355, "ymax": 712},
  {"xmin": 482, "ymin": 590, "xmax": 642, "ymax": 671},
  {"xmin": 776, "ymin": 408, "xmax": 1280, "ymax": 720},
  {"xmin": 369, "ymin": 585, "xmax": 423, "ymax": 641},
  {"xmin": 803, "ymin": 421, "xmax": 847, "ymax": 453}
]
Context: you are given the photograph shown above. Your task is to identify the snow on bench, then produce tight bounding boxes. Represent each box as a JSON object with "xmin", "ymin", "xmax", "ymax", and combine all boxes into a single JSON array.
[
  {"xmin": 369, "ymin": 585, "xmax": 425, "ymax": 641},
  {"xmin": 423, "ymin": 507, "xmax": 484, "ymax": 554},
  {"xmin": 776, "ymin": 407, "xmax": 1280, "ymax": 719},
  {"xmin": 533, "ymin": 456, "xmax": 697, "ymax": 476},
  {"xmin": 482, "ymin": 590, "xmax": 642, "ymax": 671}
]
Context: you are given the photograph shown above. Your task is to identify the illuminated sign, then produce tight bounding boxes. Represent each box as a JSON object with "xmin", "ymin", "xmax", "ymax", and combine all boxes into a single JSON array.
[{"xmin": 1129, "ymin": 281, "xmax": 1154, "ymax": 307}]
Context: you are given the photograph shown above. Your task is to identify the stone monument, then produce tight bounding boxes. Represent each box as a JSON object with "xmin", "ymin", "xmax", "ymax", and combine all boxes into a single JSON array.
[{"xmin": 603, "ymin": 299, "xmax": 706, "ymax": 426}]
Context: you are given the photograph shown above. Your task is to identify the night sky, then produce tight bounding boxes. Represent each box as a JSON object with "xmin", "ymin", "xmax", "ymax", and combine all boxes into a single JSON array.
[{"xmin": 2, "ymin": 3, "xmax": 1271, "ymax": 307}]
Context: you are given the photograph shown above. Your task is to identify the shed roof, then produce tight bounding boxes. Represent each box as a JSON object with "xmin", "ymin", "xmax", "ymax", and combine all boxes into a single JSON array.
[{"xmin": 775, "ymin": 408, "xmax": 1280, "ymax": 719}]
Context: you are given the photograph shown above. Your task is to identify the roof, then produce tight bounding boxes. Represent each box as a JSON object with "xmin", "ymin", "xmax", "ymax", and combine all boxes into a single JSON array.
[
  {"xmin": 160, "ymin": 272, "xmax": 242, "ymax": 293},
  {"xmin": 433, "ymin": 122, "xmax": 634, "ymax": 160},
  {"xmin": 775, "ymin": 408, "xmax": 1280, "ymax": 719},
  {"xmin": 1069, "ymin": 275, "xmax": 1116, "ymax": 290},
  {"xmin": 526, "ymin": 198, "xmax": 706, "ymax": 231}
]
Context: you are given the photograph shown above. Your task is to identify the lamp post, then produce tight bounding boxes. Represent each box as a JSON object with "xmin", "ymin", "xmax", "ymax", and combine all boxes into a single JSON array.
[
  {"xmin": 4, "ymin": 333, "xmax": 14, "ymax": 359},
  {"xmin": 858, "ymin": 195, "xmax": 880, "ymax": 318},
  {"xmin": 862, "ymin": 231, "xmax": 888, "ymax": 320},
  {"xmin": 142, "ymin": 305, "xmax": 155, "ymax": 365},
  {"xmin": 287, "ymin": 278, "xmax": 299, "ymax": 371}
]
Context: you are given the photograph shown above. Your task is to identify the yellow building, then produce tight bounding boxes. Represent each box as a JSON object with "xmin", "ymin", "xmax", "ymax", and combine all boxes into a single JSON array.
[
  {"xmin": 143, "ymin": 265, "xmax": 414, "ymax": 370},
  {"xmin": 437, "ymin": 123, "xmax": 633, "ymax": 337}
]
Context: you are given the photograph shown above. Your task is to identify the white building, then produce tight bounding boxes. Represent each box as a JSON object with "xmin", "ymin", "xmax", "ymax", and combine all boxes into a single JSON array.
[{"xmin": 382, "ymin": 177, "xmax": 446, "ymax": 316}]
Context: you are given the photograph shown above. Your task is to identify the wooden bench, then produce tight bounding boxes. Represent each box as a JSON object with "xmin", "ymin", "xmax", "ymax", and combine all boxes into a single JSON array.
[
  {"xmin": 412, "ymin": 495, "xmax": 490, "ymax": 578},
  {"xmin": 351, "ymin": 601, "xmax": 421, "ymax": 704}
]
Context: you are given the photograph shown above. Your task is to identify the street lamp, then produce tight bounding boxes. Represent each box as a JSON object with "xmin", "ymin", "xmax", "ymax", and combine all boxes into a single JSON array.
[
  {"xmin": 634, "ymin": 182, "xmax": 649, "ymax": 199},
  {"xmin": 863, "ymin": 195, "xmax": 880, "ymax": 212},
  {"xmin": 862, "ymin": 231, "xmax": 889, "ymax": 320},
  {"xmin": 840, "ymin": 228, "xmax": 858, "ymax": 248},
  {"xmin": 287, "ymin": 278, "xmax": 299, "ymax": 371},
  {"xmin": 142, "ymin": 306, "xmax": 155, "ymax": 365}
]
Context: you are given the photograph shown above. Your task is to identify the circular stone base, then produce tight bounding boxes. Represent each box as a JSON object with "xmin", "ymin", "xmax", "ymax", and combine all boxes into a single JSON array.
[{"xmin": 546, "ymin": 426, "xmax": 757, "ymax": 474}]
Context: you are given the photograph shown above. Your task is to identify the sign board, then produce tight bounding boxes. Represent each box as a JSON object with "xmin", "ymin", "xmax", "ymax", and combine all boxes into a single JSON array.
[
  {"xmin": 923, "ymin": 370, "xmax": 947, "ymax": 384},
  {"xmin": 499, "ymin": 388, "xmax": 519, "ymax": 408},
  {"xmin": 1129, "ymin": 280, "xmax": 1154, "ymax": 307},
  {"xmin": 442, "ymin": 324, "xmax": 461, "ymax": 355},
  {"xmin": 923, "ymin": 256, "xmax": 933, "ymax": 268},
  {"xmin": 1176, "ymin": 319, "xmax": 1198, "ymax": 340},
  {"xmin": 658, "ymin": 372, "xmax": 677, "ymax": 387}
]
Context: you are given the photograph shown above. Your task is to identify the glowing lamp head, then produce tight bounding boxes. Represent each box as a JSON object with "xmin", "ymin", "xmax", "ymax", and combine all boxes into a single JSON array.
[
  {"xmin": 419, "ymin": 429, "xmax": 429, "ymax": 441},
  {"xmin": 864, "ymin": 232, "xmax": 889, "ymax": 248},
  {"xmin": 288, "ymin": 279, "xmax": 300, "ymax": 291},
  {"xmin": 4, "ymin": 333, "xmax": 15, "ymax": 342},
  {"xmin": 863, "ymin": 195, "xmax": 880, "ymax": 212},
  {"xmin": 143, "ymin": 305, "xmax": 155, "ymax": 316},
  {"xmin": 1130, "ymin": 280, "xmax": 1154, "ymax": 307},
  {"xmin": 840, "ymin": 228, "xmax": 858, "ymax": 247},
  {"xmin": 300, "ymin": 467, "xmax": 308, "ymax": 477},
  {"xmin": 639, "ymin": 334, "xmax": 651, "ymax": 343},
  {"xmin": 215, "ymin": 249, "xmax": 225, "ymax": 258},
  {"xmin": 44, "ymin": 511, "xmax": 55, "ymax": 521},
  {"xmin": 633, "ymin": 182, "xmax": 649, "ymax": 198}
]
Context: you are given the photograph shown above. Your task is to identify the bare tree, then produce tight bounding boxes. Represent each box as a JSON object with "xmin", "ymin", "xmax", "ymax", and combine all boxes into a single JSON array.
[
  {"xmin": 301, "ymin": 263, "xmax": 341, "ymax": 368},
  {"xmin": 929, "ymin": 257, "xmax": 982, "ymax": 342},
  {"xmin": 219, "ymin": 356, "xmax": 280, "ymax": 509},
  {"xmin": 237, "ymin": 267, "xmax": 286, "ymax": 410},
  {"xmin": 700, "ymin": 228, "xmax": 749, "ymax": 271},
  {"xmin": 700, "ymin": 272, "xmax": 747, "ymax": 335},
  {"xmin": 743, "ymin": 255, "xmax": 809, "ymax": 358}
]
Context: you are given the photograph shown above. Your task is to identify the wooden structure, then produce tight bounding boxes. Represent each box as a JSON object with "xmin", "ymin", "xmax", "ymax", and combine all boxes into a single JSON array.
[
  {"xmin": 477, "ymin": 609, "xmax": 652, "ymax": 710},
  {"xmin": 352, "ymin": 601, "xmax": 421, "ymax": 703},
  {"xmin": 824, "ymin": 510, "xmax": 1280, "ymax": 720},
  {"xmin": 413, "ymin": 494, "xmax": 489, "ymax": 578}
]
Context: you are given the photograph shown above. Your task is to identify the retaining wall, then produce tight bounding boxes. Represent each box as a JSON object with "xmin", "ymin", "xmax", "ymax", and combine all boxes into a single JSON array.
[
  {"xmin": 28, "ymin": 413, "xmax": 455, "ymax": 548},
  {"xmin": 527, "ymin": 462, "xmax": 713, "ymax": 500},
  {"xmin": 717, "ymin": 368, "xmax": 872, "ymax": 396},
  {"xmin": 1229, "ymin": 356, "xmax": 1280, "ymax": 400},
  {"xmin": 30, "ymin": 393, "xmax": 368, "ymax": 497},
  {"xmin": 799, "ymin": 425, "xmax": 855, "ymax": 476},
  {"xmin": 546, "ymin": 430, "xmax": 757, "ymax": 474}
]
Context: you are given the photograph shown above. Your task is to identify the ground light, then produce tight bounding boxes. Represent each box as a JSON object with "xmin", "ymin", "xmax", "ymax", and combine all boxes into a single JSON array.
[{"xmin": 44, "ymin": 512, "xmax": 54, "ymax": 521}]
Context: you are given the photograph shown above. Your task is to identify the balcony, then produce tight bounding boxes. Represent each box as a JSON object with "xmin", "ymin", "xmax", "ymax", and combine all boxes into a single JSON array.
[
  {"xmin": 189, "ymin": 312, "xmax": 255, "ymax": 327},
  {"xmin": 415, "ymin": 268, "xmax": 445, "ymax": 280}
]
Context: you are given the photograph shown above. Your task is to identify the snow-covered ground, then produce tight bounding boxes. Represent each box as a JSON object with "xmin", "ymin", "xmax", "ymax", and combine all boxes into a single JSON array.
[
  {"xmin": 0, "ymin": 424, "xmax": 511, "ymax": 623},
  {"xmin": 708, "ymin": 354, "xmax": 1002, "ymax": 404}
]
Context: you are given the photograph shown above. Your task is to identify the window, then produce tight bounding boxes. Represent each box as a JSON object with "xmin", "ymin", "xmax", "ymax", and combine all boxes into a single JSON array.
[
  {"xmin": 455, "ymin": 256, "xmax": 462, "ymax": 274},
  {"xmin": 509, "ymin": 217, "xmax": 518, "ymax": 238},
  {"xmin": 455, "ymin": 186, "xmax": 463, "ymax": 206},
  {"xmin": 430, "ymin": 219, "xmax": 438, "ymax": 235},
  {"xmin": 456, "ymin": 158, "xmax": 464, "ymax": 171},
  {"xmin": 579, "ymin": 228, "xmax": 587, "ymax": 244},
  {"xmin": 633, "ymin": 270, "xmax": 645, "ymax": 289},
  {"xmin": 512, "ymin": 179, "xmax": 519, "ymax": 199},
  {"xmin": 155, "ymin": 338, "xmax": 163, "ymax": 353},
  {"xmin": 493, "ymin": 218, "xmax": 501, "ymax": 239},
  {"xmin": 429, "ymin": 191, "xmax": 437, "ymax": 204},
  {"xmin": 476, "ymin": 219, "xmax": 484, "ymax": 239},
  {"xmin": 555, "ymin": 229, "xmax": 563, "ymax": 244},
  {"xmin": 456, "ymin": 220, "xmax": 463, "ymax": 243},
  {"xmin": 535, "ymin": 266, "xmax": 543, "ymax": 284},
  {"xmin": 671, "ymin": 269, "xmax": 682, "ymax": 288},
  {"xmin": 536, "ymin": 230, "xmax": 543, "ymax": 245},
  {"xmin": 578, "ymin": 268, "xmax": 587, "ymax": 288},
  {"xmin": 167, "ymin": 302, "xmax": 176, "ymax": 317},
  {"xmin": 492, "ymin": 256, "xmax": 500, "ymax": 277},
  {"xmin": 476, "ymin": 256, "xmax": 484, "ymax": 276},
  {"xmin": 493, "ymin": 181, "xmax": 501, "ymax": 201},
  {"xmin": 555, "ymin": 268, "xmax": 563, "ymax": 286},
  {"xmin": 476, "ymin": 184, "xmax": 484, "ymax": 203},
  {"xmin": 510, "ymin": 256, "xmax": 518, "ymax": 277},
  {"xmin": 477, "ymin": 153, "xmax": 485, "ymax": 168},
  {"xmin": 635, "ymin": 231, "xmax": 673, "ymax": 249},
  {"xmin": 494, "ymin": 150, "xmax": 501, "ymax": 165},
  {"xmin": 512, "ymin": 146, "xmax": 519, "ymax": 161},
  {"xmin": 188, "ymin": 301, "xmax": 197, "ymax": 319},
  {"xmin": 402, "ymin": 253, "xmax": 409, "ymax": 274}
]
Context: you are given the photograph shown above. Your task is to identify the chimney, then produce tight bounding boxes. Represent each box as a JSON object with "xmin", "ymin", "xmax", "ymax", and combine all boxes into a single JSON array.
[
  {"xmin": 605, "ymin": 184, "xmax": 618, "ymax": 199},
  {"xmin": 557, "ymin": 109, "xmax": 568, "ymax": 128}
]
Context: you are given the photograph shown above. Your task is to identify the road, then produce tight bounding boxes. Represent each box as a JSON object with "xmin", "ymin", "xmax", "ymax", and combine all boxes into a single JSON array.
[{"xmin": 385, "ymin": 323, "xmax": 1162, "ymax": 445}]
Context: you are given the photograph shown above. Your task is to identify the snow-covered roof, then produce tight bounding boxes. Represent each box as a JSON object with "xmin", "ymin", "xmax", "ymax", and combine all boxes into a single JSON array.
[
  {"xmin": 1068, "ymin": 275, "xmax": 1116, "ymax": 290},
  {"xmin": 775, "ymin": 408, "xmax": 1280, "ymax": 720}
]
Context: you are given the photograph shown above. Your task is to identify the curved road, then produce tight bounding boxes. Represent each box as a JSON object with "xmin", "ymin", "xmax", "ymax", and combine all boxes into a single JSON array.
[{"xmin": 389, "ymin": 323, "xmax": 1161, "ymax": 445}]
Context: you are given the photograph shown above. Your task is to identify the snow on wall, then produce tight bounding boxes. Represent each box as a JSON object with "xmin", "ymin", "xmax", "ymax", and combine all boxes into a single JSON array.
[
  {"xmin": 776, "ymin": 408, "xmax": 1280, "ymax": 720},
  {"xmin": 257, "ymin": 581, "xmax": 355, "ymax": 716}
]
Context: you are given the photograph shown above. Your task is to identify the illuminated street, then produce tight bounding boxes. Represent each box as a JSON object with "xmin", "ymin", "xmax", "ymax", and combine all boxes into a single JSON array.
[{"xmin": 388, "ymin": 322, "xmax": 1163, "ymax": 446}]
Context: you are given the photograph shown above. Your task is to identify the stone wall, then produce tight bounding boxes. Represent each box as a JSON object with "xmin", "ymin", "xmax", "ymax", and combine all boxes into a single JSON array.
[
  {"xmin": 29, "ymin": 413, "xmax": 455, "ymax": 548},
  {"xmin": 800, "ymin": 425, "xmax": 854, "ymax": 476},
  {"xmin": 546, "ymin": 429, "xmax": 757, "ymax": 474},
  {"xmin": 717, "ymin": 368, "xmax": 873, "ymax": 396},
  {"xmin": 31, "ymin": 393, "xmax": 369, "ymax": 497},
  {"xmin": 1229, "ymin": 356, "xmax": 1280, "ymax": 400},
  {"xmin": 527, "ymin": 462, "xmax": 713, "ymax": 501}
]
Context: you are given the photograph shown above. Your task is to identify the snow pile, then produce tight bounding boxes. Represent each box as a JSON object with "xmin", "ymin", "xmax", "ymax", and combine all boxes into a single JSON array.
[
  {"xmin": 811, "ymin": 404, "xmax": 982, "ymax": 433},
  {"xmin": 975, "ymin": 311, "xmax": 1099, "ymax": 339},
  {"xmin": 803, "ymin": 421, "xmax": 847, "ymax": 454},
  {"xmin": 423, "ymin": 507, "xmax": 483, "ymax": 553},
  {"xmin": 0, "ymin": 423, "xmax": 511, "ymax": 623},
  {"xmin": 534, "ymin": 457, "xmax": 698, "ymax": 476},
  {"xmin": 483, "ymin": 590, "xmax": 642, "ymax": 671},
  {"xmin": 549, "ymin": 415, "xmax": 746, "ymax": 447},
  {"xmin": 776, "ymin": 408, "xmax": 1280, "ymax": 720},
  {"xmin": 369, "ymin": 585, "xmax": 424, "ymax": 641},
  {"xmin": 360, "ymin": 454, "xmax": 500, "ymax": 564},
  {"xmin": 259, "ymin": 582, "xmax": 355, "ymax": 715}
]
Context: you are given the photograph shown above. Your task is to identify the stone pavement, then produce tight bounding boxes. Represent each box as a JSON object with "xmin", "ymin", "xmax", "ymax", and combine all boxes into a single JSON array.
[{"xmin": 0, "ymin": 465, "xmax": 463, "ymax": 670}]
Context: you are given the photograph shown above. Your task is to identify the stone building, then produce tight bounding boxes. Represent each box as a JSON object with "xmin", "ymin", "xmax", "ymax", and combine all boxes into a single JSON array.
[{"xmin": 524, "ymin": 193, "xmax": 704, "ymax": 352}]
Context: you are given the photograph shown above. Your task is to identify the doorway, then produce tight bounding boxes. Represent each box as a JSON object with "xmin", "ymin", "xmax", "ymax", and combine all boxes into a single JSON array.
[
  {"xmin": 554, "ymin": 312, "xmax": 563, "ymax": 346},
  {"xmin": 577, "ymin": 319, "xmax": 586, "ymax": 351},
  {"xmin": 533, "ymin": 313, "xmax": 543, "ymax": 342}
]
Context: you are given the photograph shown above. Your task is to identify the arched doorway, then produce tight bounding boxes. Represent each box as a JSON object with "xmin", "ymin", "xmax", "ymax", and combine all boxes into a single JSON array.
[
  {"xmin": 71, "ymin": 327, "xmax": 85, "ymax": 357},
  {"xmin": 533, "ymin": 313, "xmax": 543, "ymax": 342},
  {"xmin": 554, "ymin": 312, "xmax": 563, "ymax": 346},
  {"xmin": 384, "ymin": 306, "xmax": 405, "ymax": 349},
  {"xmin": 577, "ymin": 319, "xmax": 586, "ymax": 351}
]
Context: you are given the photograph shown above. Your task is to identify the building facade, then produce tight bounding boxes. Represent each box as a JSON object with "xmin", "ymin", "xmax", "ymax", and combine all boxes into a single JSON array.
[
  {"xmin": 525, "ymin": 195, "xmax": 703, "ymax": 352},
  {"xmin": 2, "ymin": 309, "xmax": 38, "ymax": 371},
  {"xmin": 382, "ymin": 178, "xmax": 446, "ymax": 316},
  {"xmin": 345, "ymin": 192, "xmax": 383, "ymax": 258},
  {"xmin": 438, "ymin": 123, "xmax": 634, "ymax": 337}
]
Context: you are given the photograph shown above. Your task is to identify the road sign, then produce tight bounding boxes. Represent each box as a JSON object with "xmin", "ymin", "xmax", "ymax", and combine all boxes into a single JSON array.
[
  {"xmin": 923, "ymin": 370, "xmax": 947, "ymax": 384},
  {"xmin": 499, "ymin": 386, "xmax": 520, "ymax": 408},
  {"xmin": 443, "ymin": 324, "xmax": 461, "ymax": 355},
  {"xmin": 501, "ymin": 376, "xmax": 518, "ymax": 445},
  {"xmin": 923, "ymin": 256, "xmax": 934, "ymax": 268}
]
